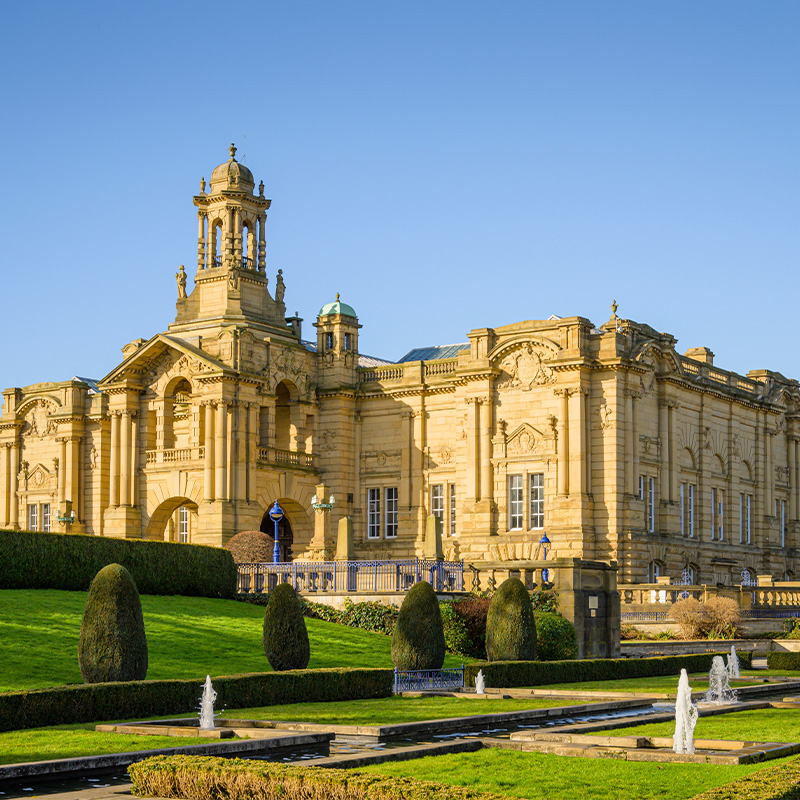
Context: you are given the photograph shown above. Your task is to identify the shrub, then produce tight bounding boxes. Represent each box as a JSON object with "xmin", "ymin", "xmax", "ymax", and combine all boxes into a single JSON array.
[
  {"xmin": 534, "ymin": 611, "xmax": 577, "ymax": 661},
  {"xmin": 465, "ymin": 652, "xmax": 749, "ymax": 688},
  {"xmin": 391, "ymin": 581, "xmax": 445, "ymax": 670},
  {"xmin": 673, "ymin": 596, "xmax": 742, "ymax": 640},
  {"xmin": 767, "ymin": 651, "xmax": 800, "ymax": 670},
  {"xmin": 450, "ymin": 596, "xmax": 490, "ymax": 659},
  {"xmin": 129, "ymin": 755, "xmax": 507, "ymax": 800},
  {"xmin": 0, "ymin": 529, "xmax": 236, "ymax": 598},
  {"xmin": 530, "ymin": 588, "xmax": 559, "ymax": 613},
  {"xmin": 342, "ymin": 598, "xmax": 398, "ymax": 635},
  {"xmin": 485, "ymin": 578, "xmax": 536, "ymax": 662},
  {"xmin": 78, "ymin": 564, "xmax": 148, "ymax": 683},
  {"xmin": 301, "ymin": 599, "xmax": 345, "ymax": 623},
  {"xmin": 262, "ymin": 584, "xmax": 310, "ymax": 671},
  {"xmin": 440, "ymin": 602, "xmax": 473, "ymax": 657},
  {"xmin": 690, "ymin": 752, "xmax": 800, "ymax": 800},
  {"xmin": 224, "ymin": 530, "xmax": 275, "ymax": 564},
  {"xmin": 0, "ymin": 668, "xmax": 393, "ymax": 732}
]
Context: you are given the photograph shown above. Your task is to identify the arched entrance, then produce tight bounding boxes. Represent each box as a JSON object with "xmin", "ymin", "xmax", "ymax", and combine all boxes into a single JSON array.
[
  {"xmin": 260, "ymin": 506, "xmax": 294, "ymax": 561},
  {"xmin": 145, "ymin": 496, "xmax": 199, "ymax": 542}
]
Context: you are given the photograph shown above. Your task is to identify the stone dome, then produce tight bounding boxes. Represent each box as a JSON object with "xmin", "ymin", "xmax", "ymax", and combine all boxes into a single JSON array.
[
  {"xmin": 209, "ymin": 143, "xmax": 255, "ymax": 192},
  {"xmin": 319, "ymin": 293, "xmax": 357, "ymax": 318}
]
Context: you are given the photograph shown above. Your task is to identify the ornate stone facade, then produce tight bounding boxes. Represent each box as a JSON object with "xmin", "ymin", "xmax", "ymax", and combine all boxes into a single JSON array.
[{"xmin": 1, "ymin": 149, "xmax": 797, "ymax": 587}]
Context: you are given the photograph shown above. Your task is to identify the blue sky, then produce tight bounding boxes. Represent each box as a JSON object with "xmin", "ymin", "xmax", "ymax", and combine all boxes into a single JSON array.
[{"xmin": 2, "ymin": 1, "xmax": 798, "ymax": 388}]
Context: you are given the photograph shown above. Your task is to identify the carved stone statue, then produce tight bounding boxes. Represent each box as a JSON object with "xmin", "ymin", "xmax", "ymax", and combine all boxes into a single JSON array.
[
  {"xmin": 275, "ymin": 269, "xmax": 285, "ymax": 303},
  {"xmin": 176, "ymin": 265, "xmax": 187, "ymax": 298}
]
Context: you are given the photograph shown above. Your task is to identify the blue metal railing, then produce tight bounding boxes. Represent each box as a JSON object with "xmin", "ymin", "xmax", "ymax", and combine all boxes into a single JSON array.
[
  {"xmin": 621, "ymin": 611, "xmax": 671, "ymax": 622},
  {"xmin": 237, "ymin": 558, "xmax": 464, "ymax": 595},
  {"xmin": 394, "ymin": 665, "xmax": 465, "ymax": 693}
]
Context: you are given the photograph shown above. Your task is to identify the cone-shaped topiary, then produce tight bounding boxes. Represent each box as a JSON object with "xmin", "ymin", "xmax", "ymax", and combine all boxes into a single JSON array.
[
  {"xmin": 485, "ymin": 577, "xmax": 537, "ymax": 661},
  {"xmin": 391, "ymin": 580, "xmax": 445, "ymax": 670},
  {"xmin": 78, "ymin": 563, "xmax": 148, "ymax": 683},
  {"xmin": 262, "ymin": 583, "xmax": 310, "ymax": 671}
]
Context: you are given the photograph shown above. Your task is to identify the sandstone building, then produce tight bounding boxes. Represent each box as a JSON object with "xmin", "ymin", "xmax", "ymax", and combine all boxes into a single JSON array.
[{"xmin": 1, "ymin": 147, "xmax": 798, "ymax": 588}]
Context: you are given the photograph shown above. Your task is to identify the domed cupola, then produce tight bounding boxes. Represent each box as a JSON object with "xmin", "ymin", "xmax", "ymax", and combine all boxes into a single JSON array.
[{"xmin": 208, "ymin": 143, "xmax": 255, "ymax": 193}]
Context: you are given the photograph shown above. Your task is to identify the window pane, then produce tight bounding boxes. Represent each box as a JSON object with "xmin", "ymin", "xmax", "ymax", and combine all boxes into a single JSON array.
[
  {"xmin": 529, "ymin": 473, "xmax": 544, "ymax": 529},
  {"xmin": 431, "ymin": 484, "xmax": 444, "ymax": 521},
  {"xmin": 509, "ymin": 475, "xmax": 523, "ymax": 529},
  {"xmin": 385, "ymin": 487, "xmax": 398, "ymax": 538},
  {"xmin": 449, "ymin": 484, "xmax": 456, "ymax": 537},
  {"xmin": 368, "ymin": 489, "xmax": 381, "ymax": 538}
]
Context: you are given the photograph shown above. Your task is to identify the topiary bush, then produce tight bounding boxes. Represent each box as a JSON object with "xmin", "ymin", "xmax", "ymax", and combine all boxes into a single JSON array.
[
  {"xmin": 534, "ymin": 611, "xmax": 578, "ymax": 660},
  {"xmin": 78, "ymin": 563, "xmax": 148, "ymax": 683},
  {"xmin": 485, "ymin": 577, "xmax": 536, "ymax": 662},
  {"xmin": 225, "ymin": 530, "xmax": 275, "ymax": 564},
  {"xmin": 391, "ymin": 580, "xmax": 445, "ymax": 670},
  {"xmin": 262, "ymin": 583, "xmax": 310, "ymax": 671}
]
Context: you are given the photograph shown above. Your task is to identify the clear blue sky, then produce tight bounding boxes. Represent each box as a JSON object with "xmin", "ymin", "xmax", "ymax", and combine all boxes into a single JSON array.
[{"xmin": 2, "ymin": 1, "xmax": 798, "ymax": 388}]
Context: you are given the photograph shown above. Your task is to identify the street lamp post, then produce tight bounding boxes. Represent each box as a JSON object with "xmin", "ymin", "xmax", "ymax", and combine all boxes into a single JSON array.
[
  {"xmin": 539, "ymin": 532, "xmax": 551, "ymax": 584},
  {"xmin": 269, "ymin": 500, "xmax": 284, "ymax": 564}
]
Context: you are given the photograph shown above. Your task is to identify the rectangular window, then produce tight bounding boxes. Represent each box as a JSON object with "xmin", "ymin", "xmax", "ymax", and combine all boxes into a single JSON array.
[
  {"xmin": 688, "ymin": 484, "xmax": 695, "ymax": 538},
  {"xmin": 529, "ymin": 473, "xmax": 544, "ymax": 529},
  {"xmin": 178, "ymin": 506, "xmax": 189, "ymax": 543},
  {"xmin": 431, "ymin": 484, "xmax": 444, "ymax": 522},
  {"xmin": 680, "ymin": 484, "xmax": 685, "ymax": 537},
  {"xmin": 42, "ymin": 503, "xmax": 51, "ymax": 532},
  {"xmin": 385, "ymin": 487, "xmax": 398, "ymax": 538},
  {"xmin": 777, "ymin": 499, "xmax": 786, "ymax": 547},
  {"xmin": 326, "ymin": 332, "xmax": 334, "ymax": 350},
  {"xmin": 509, "ymin": 475, "xmax": 523, "ymax": 530},
  {"xmin": 745, "ymin": 494, "xmax": 751, "ymax": 544},
  {"xmin": 647, "ymin": 477, "xmax": 655, "ymax": 533},
  {"xmin": 449, "ymin": 484, "xmax": 456, "ymax": 537},
  {"xmin": 740, "ymin": 493, "xmax": 752, "ymax": 545},
  {"xmin": 27, "ymin": 504, "xmax": 38, "ymax": 532},
  {"xmin": 344, "ymin": 332, "xmax": 352, "ymax": 351},
  {"xmin": 710, "ymin": 488, "xmax": 717, "ymax": 540},
  {"xmin": 718, "ymin": 489, "xmax": 725, "ymax": 541},
  {"xmin": 638, "ymin": 475, "xmax": 645, "ymax": 501},
  {"xmin": 367, "ymin": 488, "xmax": 381, "ymax": 538}
]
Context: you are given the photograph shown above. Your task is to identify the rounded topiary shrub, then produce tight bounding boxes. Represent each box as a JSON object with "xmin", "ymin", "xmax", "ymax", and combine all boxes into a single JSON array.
[
  {"xmin": 391, "ymin": 580, "xmax": 445, "ymax": 670},
  {"xmin": 225, "ymin": 530, "xmax": 275, "ymax": 564},
  {"xmin": 535, "ymin": 611, "xmax": 578, "ymax": 661},
  {"xmin": 78, "ymin": 563, "xmax": 148, "ymax": 683},
  {"xmin": 485, "ymin": 577, "xmax": 536, "ymax": 662},
  {"xmin": 262, "ymin": 583, "xmax": 310, "ymax": 671}
]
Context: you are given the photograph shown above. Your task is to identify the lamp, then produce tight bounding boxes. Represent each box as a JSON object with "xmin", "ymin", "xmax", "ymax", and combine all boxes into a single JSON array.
[
  {"xmin": 539, "ymin": 532, "xmax": 551, "ymax": 584},
  {"xmin": 311, "ymin": 493, "xmax": 335, "ymax": 512},
  {"xmin": 268, "ymin": 500, "xmax": 284, "ymax": 564}
]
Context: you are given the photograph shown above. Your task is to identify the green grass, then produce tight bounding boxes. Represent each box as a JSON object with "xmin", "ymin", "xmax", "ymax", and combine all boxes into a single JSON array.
[
  {"xmin": 221, "ymin": 695, "xmax": 580, "ymax": 725},
  {"xmin": 0, "ymin": 721, "xmax": 213, "ymax": 765},
  {"xmin": 0, "ymin": 589, "xmax": 466, "ymax": 692},
  {"xmin": 535, "ymin": 673, "xmax": 764, "ymax": 695},
  {"xmin": 360, "ymin": 749, "xmax": 784, "ymax": 800},
  {"xmin": 589, "ymin": 708, "xmax": 800, "ymax": 744}
]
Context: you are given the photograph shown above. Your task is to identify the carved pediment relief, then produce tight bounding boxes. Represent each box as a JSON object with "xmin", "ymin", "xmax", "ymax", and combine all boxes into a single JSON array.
[
  {"xmin": 25, "ymin": 463, "xmax": 54, "ymax": 491},
  {"xmin": 506, "ymin": 423, "xmax": 547, "ymax": 456},
  {"xmin": 362, "ymin": 450, "xmax": 401, "ymax": 472},
  {"xmin": 496, "ymin": 343, "xmax": 555, "ymax": 391},
  {"xmin": 20, "ymin": 399, "xmax": 58, "ymax": 438}
]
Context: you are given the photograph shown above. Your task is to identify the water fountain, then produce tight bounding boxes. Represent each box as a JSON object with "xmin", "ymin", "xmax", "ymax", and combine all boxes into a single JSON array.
[
  {"xmin": 475, "ymin": 669, "xmax": 485, "ymax": 695},
  {"xmin": 727, "ymin": 645, "xmax": 740, "ymax": 679},
  {"xmin": 705, "ymin": 655, "xmax": 738, "ymax": 705},
  {"xmin": 673, "ymin": 668, "xmax": 699, "ymax": 754},
  {"xmin": 199, "ymin": 675, "xmax": 217, "ymax": 730}
]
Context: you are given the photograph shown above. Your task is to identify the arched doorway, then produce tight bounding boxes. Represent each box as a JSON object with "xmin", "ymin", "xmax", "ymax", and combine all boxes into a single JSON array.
[
  {"xmin": 145, "ymin": 496, "xmax": 199, "ymax": 541},
  {"xmin": 260, "ymin": 506, "xmax": 294, "ymax": 561}
]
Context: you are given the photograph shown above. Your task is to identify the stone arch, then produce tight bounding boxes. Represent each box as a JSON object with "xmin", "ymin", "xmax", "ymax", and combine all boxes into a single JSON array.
[
  {"xmin": 258, "ymin": 498, "xmax": 312, "ymax": 562},
  {"xmin": 741, "ymin": 459, "xmax": 754, "ymax": 482},
  {"xmin": 274, "ymin": 379, "xmax": 299, "ymax": 450},
  {"xmin": 712, "ymin": 453, "xmax": 727, "ymax": 476},
  {"xmin": 145, "ymin": 496, "xmax": 199, "ymax": 541},
  {"xmin": 680, "ymin": 447, "xmax": 696, "ymax": 471}
]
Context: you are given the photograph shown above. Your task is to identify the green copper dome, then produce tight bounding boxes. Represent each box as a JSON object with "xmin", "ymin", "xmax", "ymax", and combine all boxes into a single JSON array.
[{"xmin": 318, "ymin": 293, "xmax": 357, "ymax": 318}]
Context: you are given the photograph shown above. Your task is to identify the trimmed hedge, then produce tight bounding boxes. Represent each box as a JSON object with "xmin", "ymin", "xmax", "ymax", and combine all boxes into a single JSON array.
[
  {"xmin": 690, "ymin": 754, "xmax": 800, "ymax": 800},
  {"xmin": 464, "ymin": 651, "xmax": 753, "ymax": 688},
  {"xmin": 0, "ymin": 529, "xmax": 237, "ymax": 597},
  {"xmin": 766, "ymin": 651, "xmax": 800, "ymax": 670},
  {"xmin": 129, "ymin": 755, "xmax": 507, "ymax": 800},
  {"xmin": 0, "ymin": 668, "xmax": 393, "ymax": 732}
]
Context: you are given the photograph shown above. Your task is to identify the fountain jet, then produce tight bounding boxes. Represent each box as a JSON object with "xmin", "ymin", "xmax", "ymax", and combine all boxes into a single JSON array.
[
  {"xmin": 673, "ymin": 668, "xmax": 699, "ymax": 754},
  {"xmin": 199, "ymin": 675, "xmax": 217, "ymax": 730}
]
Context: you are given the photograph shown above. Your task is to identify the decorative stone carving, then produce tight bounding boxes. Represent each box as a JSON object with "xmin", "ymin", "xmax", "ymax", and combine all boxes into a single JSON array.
[
  {"xmin": 497, "ymin": 343, "xmax": 554, "ymax": 390},
  {"xmin": 598, "ymin": 403, "xmax": 614, "ymax": 430},
  {"xmin": 439, "ymin": 445, "xmax": 452, "ymax": 464},
  {"xmin": 22, "ymin": 399, "xmax": 56, "ymax": 438},
  {"xmin": 90, "ymin": 446, "xmax": 98, "ymax": 470}
]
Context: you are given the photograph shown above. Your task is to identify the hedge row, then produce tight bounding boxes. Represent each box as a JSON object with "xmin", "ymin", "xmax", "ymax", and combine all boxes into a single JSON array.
[
  {"xmin": 690, "ymin": 754, "xmax": 800, "ymax": 800},
  {"xmin": 464, "ymin": 652, "xmax": 752, "ymax": 688},
  {"xmin": 0, "ymin": 668, "xmax": 393, "ymax": 732},
  {"xmin": 0, "ymin": 529, "xmax": 237, "ymax": 597},
  {"xmin": 129, "ymin": 755, "xmax": 507, "ymax": 800},
  {"xmin": 766, "ymin": 651, "xmax": 800, "ymax": 670}
]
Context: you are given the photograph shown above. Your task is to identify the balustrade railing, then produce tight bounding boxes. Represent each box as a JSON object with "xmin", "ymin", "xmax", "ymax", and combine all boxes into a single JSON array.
[
  {"xmin": 360, "ymin": 365, "xmax": 405, "ymax": 383},
  {"xmin": 145, "ymin": 446, "xmax": 205, "ymax": 465},
  {"xmin": 256, "ymin": 447, "xmax": 316, "ymax": 468},
  {"xmin": 237, "ymin": 558, "xmax": 464, "ymax": 595},
  {"xmin": 394, "ymin": 665, "xmax": 465, "ymax": 693},
  {"xmin": 678, "ymin": 356, "xmax": 761, "ymax": 398},
  {"xmin": 424, "ymin": 359, "xmax": 458, "ymax": 377}
]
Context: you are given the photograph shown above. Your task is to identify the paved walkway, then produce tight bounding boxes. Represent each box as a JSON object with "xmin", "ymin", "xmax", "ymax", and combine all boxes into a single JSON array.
[{"xmin": 0, "ymin": 781, "xmax": 138, "ymax": 800}]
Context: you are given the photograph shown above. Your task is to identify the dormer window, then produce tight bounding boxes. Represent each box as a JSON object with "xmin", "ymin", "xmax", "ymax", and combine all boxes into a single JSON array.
[
  {"xmin": 326, "ymin": 332, "xmax": 334, "ymax": 350},
  {"xmin": 344, "ymin": 333, "xmax": 352, "ymax": 351}
]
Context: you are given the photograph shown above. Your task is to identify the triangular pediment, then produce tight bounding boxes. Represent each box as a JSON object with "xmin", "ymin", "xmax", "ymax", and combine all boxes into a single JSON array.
[
  {"xmin": 99, "ymin": 334, "xmax": 228, "ymax": 389},
  {"xmin": 506, "ymin": 422, "xmax": 547, "ymax": 455}
]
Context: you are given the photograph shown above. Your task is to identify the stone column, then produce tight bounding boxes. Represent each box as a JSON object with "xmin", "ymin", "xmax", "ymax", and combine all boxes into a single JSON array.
[
  {"xmin": 625, "ymin": 391, "xmax": 635, "ymax": 495},
  {"xmin": 120, "ymin": 412, "xmax": 131, "ymax": 506},
  {"xmin": 203, "ymin": 402, "xmax": 215, "ymax": 501},
  {"xmin": 109, "ymin": 412, "xmax": 120, "ymax": 506},
  {"xmin": 354, "ymin": 410, "xmax": 362, "ymax": 521},
  {"xmin": 400, "ymin": 411, "xmax": 413, "ymax": 508},
  {"xmin": 568, "ymin": 389, "xmax": 585, "ymax": 495},
  {"xmin": 234, "ymin": 208, "xmax": 242, "ymax": 263},
  {"xmin": 556, "ymin": 389, "xmax": 570, "ymax": 495},
  {"xmin": 226, "ymin": 403, "xmax": 235, "ymax": 501},
  {"xmin": 789, "ymin": 436, "xmax": 797, "ymax": 521},
  {"xmin": 247, "ymin": 403, "xmax": 258, "ymax": 502},
  {"xmin": 290, "ymin": 404, "xmax": 306, "ymax": 452},
  {"xmin": 9, "ymin": 441, "xmax": 19, "ymax": 527},
  {"xmin": 583, "ymin": 391, "xmax": 592, "ymax": 494},
  {"xmin": 415, "ymin": 402, "xmax": 426, "ymax": 509},
  {"xmin": 0, "ymin": 445, "xmax": 9, "ymax": 526},
  {"xmin": 207, "ymin": 218, "xmax": 215, "ymax": 266},
  {"xmin": 479, "ymin": 399, "xmax": 493, "ymax": 503},
  {"xmin": 668, "ymin": 403, "xmax": 678, "ymax": 502},
  {"xmin": 257, "ymin": 213, "xmax": 266, "ymax": 272},
  {"xmin": 215, "ymin": 401, "xmax": 227, "ymax": 501},
  {"xmin": 197, "ymin": 211, "xmax": 206, "ymax": 270},
  {"xmin": 659, "ymin": 398, "xmax": 669, "ymax": 500},
  {"xmin": 630, "ymin": 392, "xmax": 639, "ymax": 495},
  {"xmin": 129, "ymin": 413, "xmax": 138, "ymax": 506},
  {"xmin": 225, "ymin": 208, "xmax": 234, "ymax": 262},
  {"xmin": 58, "ymin": 439, "xmax": 66, "ymax": 505},
  {"xmin": 69, "ymin": 435, "xmax": 82, "ymax": 518},
  {"xmin": 465, "ymin": 398, "xmax": 479, "ymax": 502},
  {"xmin": 766, "ymin": 423, "xmax": 774, "ymax": 514}
]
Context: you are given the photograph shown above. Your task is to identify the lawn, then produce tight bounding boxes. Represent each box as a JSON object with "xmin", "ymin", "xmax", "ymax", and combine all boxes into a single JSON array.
[
  {"xmin": 361, "ymin": 749, "xmax": 784, "ymax": 800},
  {"xmin": 0, "ymin": 721, "xmax": 211, "ymax": 765},
  {"xmin": 221, "ymin": 695, "xmax": 581, "ymax": 725},
  {"xmin": 589, "ymin": 707, "xmax": 800, "ymax": 744},
  {"xmin": 0, "ymin": 589, "xmax": 467, "ymax": 692}
]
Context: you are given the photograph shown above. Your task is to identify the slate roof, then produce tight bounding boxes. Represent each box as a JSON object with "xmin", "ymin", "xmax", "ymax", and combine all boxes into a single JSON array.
[{"xmin": 396, "ymin": 343, "xmax": 469, "ymax": 363}]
